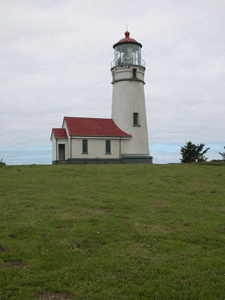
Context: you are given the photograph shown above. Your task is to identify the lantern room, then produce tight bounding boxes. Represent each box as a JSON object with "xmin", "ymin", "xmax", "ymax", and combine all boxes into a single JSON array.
[{"xmin": 111, "ymin": 31, "xmax": 145, "ymax": 68}]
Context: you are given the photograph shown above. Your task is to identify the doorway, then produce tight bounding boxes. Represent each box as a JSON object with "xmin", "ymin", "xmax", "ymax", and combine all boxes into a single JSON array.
[{"xmin": 58, "ymin": 144, "xmax": 65, "ymax": 161}]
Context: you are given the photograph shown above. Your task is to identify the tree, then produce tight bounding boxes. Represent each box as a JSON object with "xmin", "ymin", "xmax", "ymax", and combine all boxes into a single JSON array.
[
  {"xmin": 218, "ymin": 147, "xmax": 225, "ymax": 161},
  {"xmin": 0, "ymin": 158, "xmax": 6, "ymax": 166},
  {"xmin": 180, "ymin": 141, "xmax": 210, "ymax": 163}
]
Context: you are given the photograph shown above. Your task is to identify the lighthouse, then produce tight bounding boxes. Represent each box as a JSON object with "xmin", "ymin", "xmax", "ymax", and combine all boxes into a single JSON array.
[
  {"xmin": 51, "ymin": 31, "xmax": 152, "ymax": 164},
  {"xmin": 111, "ymin": 31, "xmax": 152, "ymax": 161}
]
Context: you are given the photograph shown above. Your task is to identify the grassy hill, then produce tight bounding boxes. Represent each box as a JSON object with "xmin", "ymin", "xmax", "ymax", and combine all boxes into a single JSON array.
[{"xmin": 0, "ymin": 164, "xmax": 225, "ymax": 299}]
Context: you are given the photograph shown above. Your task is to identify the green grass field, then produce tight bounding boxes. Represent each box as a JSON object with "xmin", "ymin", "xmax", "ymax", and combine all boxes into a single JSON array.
[{"xmin": 0, "ymin": 164, "xmax": 225, "ymax": 299}]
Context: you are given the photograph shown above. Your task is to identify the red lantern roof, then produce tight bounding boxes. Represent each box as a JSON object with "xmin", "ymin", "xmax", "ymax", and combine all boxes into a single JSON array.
[
  {"xmin": 118, "ymin": 31, "xmax": 137, "ymax": 43},
  {"xmin": 113, "ymin": 31, "xmax": 142, "ymax": 49}
]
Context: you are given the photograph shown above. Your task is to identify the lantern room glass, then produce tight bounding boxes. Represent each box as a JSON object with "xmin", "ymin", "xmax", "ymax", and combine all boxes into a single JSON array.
[{"xmin": 114, "ymin": 43, "xmax": 142, "ymax": 67}]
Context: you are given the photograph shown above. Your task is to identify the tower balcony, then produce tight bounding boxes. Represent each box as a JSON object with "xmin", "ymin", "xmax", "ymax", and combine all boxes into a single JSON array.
[{"xmin": 110, "ymin": 58, "xmax": 145, "ymax": 69}]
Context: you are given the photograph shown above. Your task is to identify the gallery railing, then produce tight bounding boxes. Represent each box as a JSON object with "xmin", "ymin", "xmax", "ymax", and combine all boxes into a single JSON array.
[{"xmin": 110, "ymin": 58, "xmax": 145, "ymax": 69}]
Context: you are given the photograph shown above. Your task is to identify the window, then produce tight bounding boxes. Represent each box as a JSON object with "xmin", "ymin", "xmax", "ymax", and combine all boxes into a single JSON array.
[
  {"xmin": 133, "ymin": 113, "xmax": 139, "ymax": 126},
  {"xmin": 106, "ymin": 140, "xmax": 111, "ymax": 154},
  {"xmin": 133, "ymin": 69, "xmax": 137, "ymax": 78},
  {"xmin": 82, "ymin": 139, "xmax": 88, "ymax": 154}
]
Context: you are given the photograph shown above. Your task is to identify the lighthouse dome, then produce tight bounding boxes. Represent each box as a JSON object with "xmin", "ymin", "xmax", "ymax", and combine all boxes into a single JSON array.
[
  {"xmin": 113, "ymin": 31, "xmax": 142, "ymax": 48},
  {"xmin": 118, "ymin": 31, "xmax": 138, "ymax": 43}
]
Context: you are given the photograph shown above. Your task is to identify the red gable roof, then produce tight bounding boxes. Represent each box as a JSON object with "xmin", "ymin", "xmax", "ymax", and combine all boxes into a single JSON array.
[
  {"xmin": 64, "ymin": 117, "xmax": 131, "ymax": 137},
  {"xmin": 53, "ymin": 128, "xmax": 67, "ymax": 138}
]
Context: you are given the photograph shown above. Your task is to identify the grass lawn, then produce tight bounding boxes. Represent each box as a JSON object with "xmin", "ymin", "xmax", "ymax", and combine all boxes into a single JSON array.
[{"xmin": 0, "ymin": 163, "xmax": 225, "ymax": 299}]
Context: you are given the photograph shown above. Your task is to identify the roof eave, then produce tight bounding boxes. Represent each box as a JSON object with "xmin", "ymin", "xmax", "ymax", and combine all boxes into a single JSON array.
[
  {"xmin": 113, "ymin": 41, "xmax": 142, "ymax": 49},
  {"xmin": 50, "ymin": 128, "xmax": 54, "ymax": 141},
  {"xmin": 62, "ymin": 117, "xmax": 71, "ymax": 136},
  {"xmin": 70, "ymin": 134, "xmax": 132, "ymax": 138}
]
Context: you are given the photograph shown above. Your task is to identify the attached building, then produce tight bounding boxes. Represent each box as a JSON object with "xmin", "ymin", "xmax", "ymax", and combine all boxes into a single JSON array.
[{"xmin": 51, "ymin": 117, "xmax": 132, "ymax": 163}]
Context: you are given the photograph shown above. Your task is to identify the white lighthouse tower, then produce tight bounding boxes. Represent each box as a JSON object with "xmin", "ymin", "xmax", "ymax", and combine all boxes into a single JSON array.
[{"xmin": 111, "ymin": 31, "xmax": 152, "ymax": 163}]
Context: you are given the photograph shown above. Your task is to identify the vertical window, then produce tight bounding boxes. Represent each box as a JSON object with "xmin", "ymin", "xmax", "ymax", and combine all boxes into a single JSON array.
[
  {"xmin": 82, "ymin": 139, "xmax": 88, "ymax": 154},
  {"xmin": 133, "ymin": 113, "xmax": 139, "ymax": 126},
  {"xmin": 133, "ymin": 69, "xmax": 137, "ymax": 78},
  {"xmin": 106, "ymin": 140, "xmax": 111, "ymax": 154}
]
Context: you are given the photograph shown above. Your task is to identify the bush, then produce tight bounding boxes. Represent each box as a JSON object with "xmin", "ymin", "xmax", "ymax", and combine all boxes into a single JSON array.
[
  {"xmin": 219, "ymin": 147, "xmax": 225, "ymax": 161},
  {"xmin": 0, "ymin": 158, "xmax": 6, "ymax": 166}
]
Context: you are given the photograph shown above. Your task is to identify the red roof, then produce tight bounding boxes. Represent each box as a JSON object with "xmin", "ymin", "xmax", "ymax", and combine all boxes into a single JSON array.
[
  {"xmin": 113, "ymin": 31, "xmax": 142, "ymax": 49},
  {"xmin": 64, "ymin": 117, "xmax": 131, "ymax": 137},
  {"xmin": 53, "ymin": 128, "xmax": 67, "ymax": 138},
  {"xmin": 118, "ymin": 31, "xmax": 137, "ymax": 43}
]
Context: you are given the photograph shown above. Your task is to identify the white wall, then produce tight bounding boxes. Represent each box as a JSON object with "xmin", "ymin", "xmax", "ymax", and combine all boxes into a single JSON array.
[
  {"xmin": 52, "ymin": 138, "xmax": 69, "ymax": 161},
  {"xmin": 112, "ymin": 66, "xmax": 150, "ymax": 156},
  {"xmin": 52, "ymin": 135, "xmax": 56, "ymax": 161},
  {"xmin": 62, "ymin": 121, "xmax": 71, "ymax": 159},
  {"xmin": 71, "ymin": 138, "xmax": 122, "ymax": 159},
  {"xmin": 112, "ymin": 66, "xmax": 145, "ymax": 82}
]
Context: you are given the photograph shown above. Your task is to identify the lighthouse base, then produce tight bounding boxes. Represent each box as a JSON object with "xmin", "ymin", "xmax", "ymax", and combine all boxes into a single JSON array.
[
  {"xmin": 53, "ymin": 155, "xmax": 153, "ymax": 165},
  {"xmin": 120, "ymin": 154, "xmax": 153, "ymax": 164}
]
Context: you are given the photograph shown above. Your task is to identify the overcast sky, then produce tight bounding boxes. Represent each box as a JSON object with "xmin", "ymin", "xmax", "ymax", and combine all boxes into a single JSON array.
[{"xmin": 0, "ymin": 0, "xmax": 224, "ymax": 165}]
